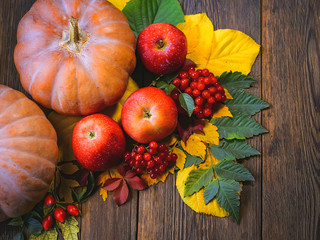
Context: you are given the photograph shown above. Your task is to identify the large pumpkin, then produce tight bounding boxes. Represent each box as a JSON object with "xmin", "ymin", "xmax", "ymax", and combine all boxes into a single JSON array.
[
  {"xmin": 0, "ymin": 85, "xmax": 58, "ymax": 222},
  {"xmin": 14, "ymin": 0, "xmax": 136, "ymax": 115}
]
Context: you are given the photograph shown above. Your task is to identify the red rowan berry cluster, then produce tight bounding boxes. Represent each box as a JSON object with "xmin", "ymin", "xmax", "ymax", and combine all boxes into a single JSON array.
[
  {"xmin": 125, "ymin": 141, "xmax": 177, "ymax": 179},
  {"xmin": 170, "ymin": 67, "xmax": 227, "ymax": 118}
]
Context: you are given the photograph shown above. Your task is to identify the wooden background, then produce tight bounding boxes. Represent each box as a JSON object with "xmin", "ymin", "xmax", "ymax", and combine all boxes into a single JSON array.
[{"xmin": 0, "ymin": 0, "xmax": 319, "ymax": 239}]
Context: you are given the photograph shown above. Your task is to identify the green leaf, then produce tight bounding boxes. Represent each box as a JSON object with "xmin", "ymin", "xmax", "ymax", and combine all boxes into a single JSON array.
[
  {"xmin": 218, "ymin": 71, "xmax": 256, "ymax": 89},
  {"xmin": 216, "ymin": 178, "xmax": 241, "ymax": 223},
  {"xmin": 211, "ymin": 112, "xmax": 268, "ymax": 139},
  {"xmin": 123, "ymin": 0, "xmax": 185, "ymax": 38},
  {"xmin": 225, "ymin": 89, "xmax": 269, "ymax": 115},
  {"xmin": 157, "ymin": 71, "xmax": 178, "ymax": 84},
  {"xmin": 30, "ymin": 228, "xmax": 58, "ymax": 240},
  {"xmin": 43, "ymin": 206, "xmax": 54, "ymax": 217},
  {"xmin": 179, "ymin": 93, "xmax": 195, "ymax": 117},
  {"xmin": 13, "ymin": 232, "xmax": 24, "ymax": 240},
  {"xmin": 56, "ymin": 216, "xmax": 79, "ymax": 240},
  {"xmin": 184, "ymin": 153, "xmax": 203, "ymax": 168},
  {"xmin": 164, "ymin": 84, "xmax": 176, "ymax": 95},
  {"xmin": 184, "ymin": 167, "xmax": 214, "ymax": 197},
  {"xmin": 204, "ymin": 180, "xmax": 219, "ymax": 204},
  {"xmin": 215, "ymin": 161, "xmax": 254, "ymax": 181},
  {"xmin": 8, "ymin": 217, "xmax": 24, "ymax": 227},
  {"xmin": 155, "ymin": 81, "xmax": 169, "ymax": 90},
  {"xmin": 25, "ymin": 218, "xmax": 43, "ymax": 236},
  {"xmin": 210, "ymin": 139, "xmax": 260, "ymax": 161}
]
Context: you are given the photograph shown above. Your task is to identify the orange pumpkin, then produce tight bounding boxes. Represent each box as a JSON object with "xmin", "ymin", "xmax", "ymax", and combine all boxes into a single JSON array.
[
  {"xmin": 14, "ymin": 0, "xmax": 136, "ymax": 115},
  {"xmin": 0, "ymin": 85, "xmax": 58, "ymax": 222}
]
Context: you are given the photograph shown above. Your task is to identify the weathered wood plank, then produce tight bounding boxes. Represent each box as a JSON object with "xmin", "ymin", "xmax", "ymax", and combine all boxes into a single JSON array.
[
  {"xmin": 137, "ymin": 0, "xmax": 262, "ymax": 239},
  {"xmin": 262, "ymin": 0, "xmax": 320, "ymax": 239}
]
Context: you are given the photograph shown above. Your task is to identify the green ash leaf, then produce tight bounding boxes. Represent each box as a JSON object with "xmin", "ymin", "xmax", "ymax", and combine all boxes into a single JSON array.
[
  {"xmin": 123, "ymin": 0, "xmax": 185, "ymax": 39},
  {"xmin": 225, "ymin": 89, "xmax": 269, "ymax": 115},
  {"xmin": 218, "ymin": 71, "xmax": 256, "ymax": 89},
  {"xmin": 216, "ymin": 178, "xmax": 242, "ymax": 223},
  {"xmin": 204, "ymin": 180, "xmax": 219, "ymax": 204},
  {"xmin": 8, "ymin": 217, "xmax": 24, "ymax": 227},
  {"xmin": 184, "ymin": 167, "xmax": 214, "ymax": 197},
  {"xmin": 211, "ymin": 112, "xmax": 268, "ymax": 139},
  {"xmin": 179, "ymin": 93, "xmax": 195, "ymax": 117},
  {"xmin": 184, "ymin": 152, "xmax": 203, "ymax": 168},
  {"xmin": 210, "ymin": 139, "xmax": 260, "ymax": 161},
  {"xmin": 13, "ymin": 232, "xmax": 24, "ymax": 240},
  {"xmin": 215, "ymin": 161, "xmax": 254, "ymax": 181}
]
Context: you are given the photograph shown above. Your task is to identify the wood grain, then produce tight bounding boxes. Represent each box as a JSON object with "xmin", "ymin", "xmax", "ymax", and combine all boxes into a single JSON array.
[
  {"xmin": 137, "ymin": 0, "xmax": 263, "ymax": 239},
  {"xmin": 262, "ymin": 0, "xmax": 320, "ymax": 239},
  {"xmin": 0, "ymin": 0, "xmax": 319, "ymax": 239}
]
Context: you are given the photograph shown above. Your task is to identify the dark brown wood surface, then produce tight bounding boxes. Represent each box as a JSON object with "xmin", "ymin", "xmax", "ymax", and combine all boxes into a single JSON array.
[{"xmin": 0, "ymin": 0, "xmax": 319, "ymax": 239}]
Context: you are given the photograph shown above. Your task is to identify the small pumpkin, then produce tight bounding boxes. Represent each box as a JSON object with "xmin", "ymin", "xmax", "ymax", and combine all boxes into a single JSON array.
[
  {"xmin": 14, "ymin": 0, "xmax": 136, "ymax": 115},
  {"xmin": 0, "ymin": 85, "xmax": 58, "ymax": 222}
]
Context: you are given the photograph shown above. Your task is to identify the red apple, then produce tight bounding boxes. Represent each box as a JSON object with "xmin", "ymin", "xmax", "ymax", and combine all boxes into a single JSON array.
[
  {"xmin": 72, "ymin": 114, "xmax": 126, "ymax": 171},
  {"xmin": 137, "ymin": 23, "xmax": 187, "ymax": 74},
  {"xmin": 121, "ymin": 87, "xmax": 178, "ymax": 143}
]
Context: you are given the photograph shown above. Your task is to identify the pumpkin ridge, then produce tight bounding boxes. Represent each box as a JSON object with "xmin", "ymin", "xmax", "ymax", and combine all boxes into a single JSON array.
[
  {"xmin": 0, "ymin": 115, "xmax": 46, "ymax": 132},
  {"xmin": 0, "ymin": 98, "xmax": 36, "ymax": 123},
  {"xmin": 77, "ymin": 57, "xmax": 106, "ymax": 105},
  {"xmin": 0, "ymin": 149, "xmax": 54, "ymax": 189},
  {"xmin": 0, "ymin": 138, "xmax": 58, "ymax": 164},
  {"xmin": 0, "ymin": 88, "xmax": 12, "ymax": 99}
]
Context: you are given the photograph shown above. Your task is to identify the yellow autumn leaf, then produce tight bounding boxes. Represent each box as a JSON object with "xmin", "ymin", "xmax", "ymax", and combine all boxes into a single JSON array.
[
  {"xmin": 141, "ymin": 171, "xmax": 170, "ymax": 186},
  {"xmin": 178, "ymin": 14, "xmax": 260, "ymax": 77},
  {"xmin": 161, "ymin": 134, "xmax": 178, "ymax": 146},
  {"xmin": 172, "ymin": 147, "xmax": 186, "ymax": 170},
  {"xmin": 207, "ymin": 29, "xmax": 260, "ymax": 76},
  {"xmin": 177, "ymin": 13, "xmax": 214, "ymax": 67},
  {"xmin": 193, "ymin": 120, "xmax": 219, "ymax": 146},
  {"xmin": 56, "ymin": 216, "xmax": 79, "ymax": 240},
  {"xmin": 181, "ymin": 134, "xmax": 206, "ymax": 159},
  {"xmin": 30, "ymin": 228, "xmax": 58, "ymax": 240},
  {"xmin": 212, "ymin": 103, "xmax": 233, "ymax": 119},
  {"xmin": 108, "ymin": 0, "xmax": 130, "ymax": 10},
  {"xmin": 224, "ymin": 88, "xmax": 233, "ymax": 99}
]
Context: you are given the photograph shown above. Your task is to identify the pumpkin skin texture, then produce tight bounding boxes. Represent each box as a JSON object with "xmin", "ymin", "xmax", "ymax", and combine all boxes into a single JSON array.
[
  {"xmin": 14, "ymin": 0, "xmax": 136, "ymax": 116},
  {"xmin": 0, "ymin": 85, "xmax": 58, "ymax": 222}
]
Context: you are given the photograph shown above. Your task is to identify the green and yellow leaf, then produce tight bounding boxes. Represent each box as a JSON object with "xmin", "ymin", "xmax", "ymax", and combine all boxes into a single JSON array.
[
  {"xmin": 29, "ymin": 228, "xmax": 58, "ymax": 240},
  {"xmin": 56, "ymin": 216, "xmax": 79, "ymax": 240}
]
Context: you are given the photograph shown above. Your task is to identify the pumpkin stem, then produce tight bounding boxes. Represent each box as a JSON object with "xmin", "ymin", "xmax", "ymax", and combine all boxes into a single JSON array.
[{"xmin": 59, "ymin": 16, "xmax": 89, "ymax": 54}]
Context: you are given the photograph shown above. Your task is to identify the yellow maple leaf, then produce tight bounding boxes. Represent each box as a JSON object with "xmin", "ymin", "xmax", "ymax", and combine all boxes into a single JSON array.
[
  {"xmin": 108, "ymin": 0, "xmax": 130, "ymax": 10},
  {"xmin": 211, "ymin": 103, "xmax": 233, "ymax": 119},
  {"xmin": 161, "ymin": 134, "xmax": 178, "ymax": 146},
  {"xmin": 141, "ymin": 171, "xmax": 170, "ymax": 186},
  {"xmin": 178, "ymin": 14, "xmax": 260, "ymax": 77},
  {"xmin": 193, "ymin": 120, "xmax": 219, "ymax": 146},
  {"xmin": 172, "ymin": 147, "xmax": 186, "ymax": 170},
  {"xmin": 181, "ymin": 134, "xmax": 206, "ymax": 159}
]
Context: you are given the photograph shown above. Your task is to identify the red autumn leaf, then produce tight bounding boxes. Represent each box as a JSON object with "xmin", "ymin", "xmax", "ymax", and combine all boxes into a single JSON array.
[
  {"xmin": 124, "ymin": 170, "xmax": 137, "ymax": 179},
  {"xmin": 117, "ymin": 165, "xmax": 131, "ymax": 177},
  {"xmin": 180, "ymin": 58, "xmax": 197, "ymax": 71},
  {"xmin": 77, "ymin": 169, "xmax": 89, "ymax": 187},
  {"xmin": 177, "ymin": 115, "xmax": 204, "ymax": 144},
  {"xmin": 103, "ymin": 178, "xmax": 122, "ymax": 191},
  {"xmin": 126, "ymin": 176, "xmax": 148, "ymax": 190},
  {"xmin": 113, "ymin": 180, "xmax": 129, "ymax": 206}
]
